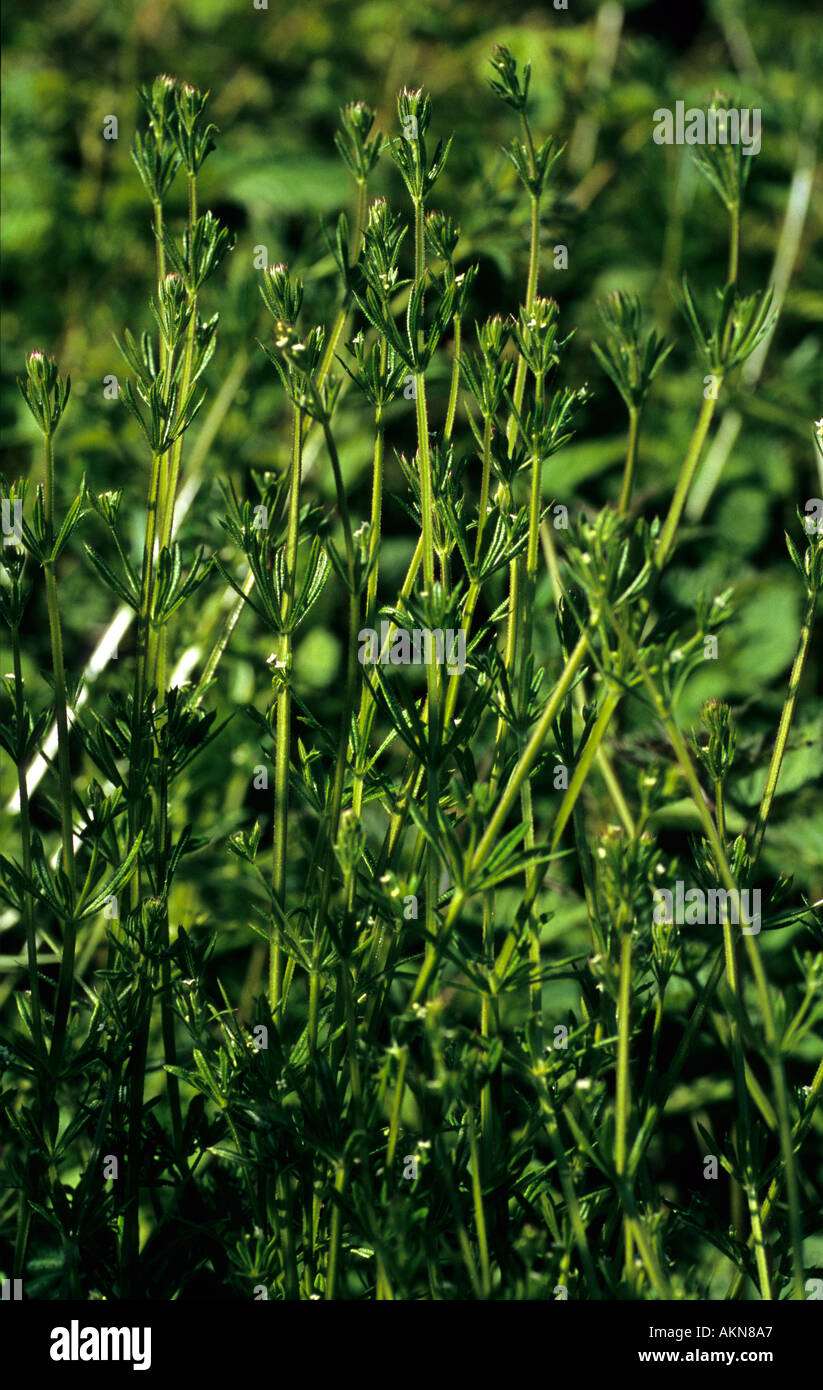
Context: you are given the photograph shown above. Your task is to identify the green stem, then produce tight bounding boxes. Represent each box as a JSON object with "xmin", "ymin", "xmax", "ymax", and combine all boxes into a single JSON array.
[
  {"xmin": 551, "ymin": 687, "xmax": 620, "ymax": 850},
  {"xmin": 629, "ymin": 947, "xmax": 725, "ymax": 1174},
  {"xmin": 617, "ymin": 404, "xmax": 640, "ymax": 515},
  {"xmin": 535, "ymin": 1077, "xmax": 601, "ymax": 1296},
  {"xmin": 310, "ymin": 421, "xmax": 359, "ymax": 956},
  {"xmin": 122, "ymin": 968, "xmax": 151, "ymax": 1294},
  {"xmin": 728, "ymin": 201, "xmax": 740, "ymax": 287},
  {"xmin": 539, "ymin": 518, "xmax": 634, "ymax": 837},
  {"xmin": 11, "ymin": 652, "xmax": 44, "ymax": 1286},
  {"xmin": 445, "ymin": 314, "xmax": 462, "ymax": 440},
  {"xmin": 154, "ymin": 172, "xmax": 198, "ymax": 694},
  {"xmin": 506, "ymin": 189, "xmax": 541, "ymax": 453},
  {"xmin": 609, "ymin": 604, "xmax": 805, "ymax": 1298},
  {"xmin": 11, "ymin": 616, "xmax": 43, "ymax": 1052},
  {"xmin": 746, "ymin": 1176, "xmax": 773, "ymax": 1300},
  {"xmin": 351, "ymin": 379, "xmax": 385, "ymax": 824},
  {"xmin": 325, "ymin": 1162, "xmax": 346, "ymax": 1299},
  {"xmin": 130, "ymin": 449, "xmax": 163, "ymax": 914},
  {"xmin": 43, "ymin": 495, "xmax": 77, "ymax": 1063},
  {"xmin": 157, "ymin": 759, "xmax": 183, "ymax": 1164},
  {"xmin": 726, "ymin": 1058, "xmax": 822, "ymax": 1298},
  {"xmin": 385, "ymin": 1046, "xmax": 408, "ymax": 1171},
  {"xmin": 414, "ymin": 290, "xmax": 441, "ymax": 994},
  {"xmin": 466, "ymin": 1105, "xmax": 491, "ymax": 1296},
  {"xmin": 654, "ymin": 390, "xmax": 720, "ymax": 568},
  {"xmin": 520, "ymin": 369, "xmax": 545, "ymax": 671},
  {"xmin": 410, "ymin": 629, "xmax": 590, "ymax": 1004},
  {"xmin": 475, "ymin": 629, "xmax": 589, "ymax": 881},
  {"xmin": 750, "ymin": 590, "xmax": 816, "ymax": 863},
  {"xmin": 270, "ymin": 407, "xmax": 304, "ymax": 1013},
  {"xmin": 414, "ymin": 392, "xmax": 435, "ymax": 594},
  {"xmin": 615, "ymin": 927, "xmax": 632, "ymax": 1179},
  {"xmin": 740, "ymin": 928, "xmax": 806, "ymax": 1299}
]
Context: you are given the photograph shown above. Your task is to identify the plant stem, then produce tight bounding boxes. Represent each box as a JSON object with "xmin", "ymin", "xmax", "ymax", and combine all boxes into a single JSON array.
[
  {"xmin": 154, "ymin": 174, "xmax": 199, "ymax": 694},
  {"xmin": 130, "ymin": 449, "xmax": 163, "ymax": 913},
  {"xmin": 746, "ymin": 1176, "xmax": 773, "ymax": 1300},
  {"xmin": 351, "ymin": 371, "xmax": 386, "ymax": 824},
  {"xmin": 654, "ymin": 390, "xmax": 720, "ymax": 568},
  {"xmin": 411, "ymin": 184, "xmax": 442, "ymax": 994},
  {"xmin": 325, "ymin": 1162, "xmax": 346, "ymax": 1299},
  {"xmin": 270, "ymin": 406, "xmax": 304, "ymax": 1014},
  {"xmin": 534, "ymin": 1076, "xmax": 601, "ymax": 1296},
  {"xmin": 539, "ymin": 518, "xmax": 635, "ymax": 847},
  {"xmin": 410, "ymin": 629, "xmax": 590, "ymax": 1003},
  {"xmin": 750, "ymin": 589, "xmax": 816, "ymax": 863},
  {"xmin": 617, "ymin": 404, "xmax": 640, "ymax": 515},
  {"xmin": 11, "ymin": 615, "xmax": 43, "ymax": 1051},
  {"xmin": 385, "ymin": 1045, "xmax": 408, "ymax": 1170},
  {"xmin": 157, "ymin": 757, "xmax": 183, "ymax": 1164},
  {"xmin": 445, "ymin": 313, "xmax": 462, "ymax": 439},
  {"xmin": 420, "ymin": 514, "xmax": 440, "ymax": 992},
  {"xmin": 609, "ymin": 604, "xmax": 805, "ymax": 1298},
  {"xmin": 466, "ymin": 1105, "xmax": 491, "ymax": 1296},
  {"xmin": 728, "ymin": 200, "xmax": 740, "ymax": 286},
  {"xmin": 726, "ymin": 1057, "xmax": 822, "ymax": 1298},
  {"xmin": 551, "ymin": 687, "xmax": 620, "ymax": 850},
  {"xmin": 122, "ymin": 967, "xmax": 151, "ymax": 1294},
  {"xmin": 10, "ymin": 596, "xmax": 44, "ymax": 1283},
  {"xmin": 615, "ymin": 926, "xmax": 633, "ymax": 1179},
  {"xmin": 43, "ymin": 435, "xmax": 77, "ymax": 1065},
  {"xmin": 506, "ymin": 187, "xmax": 540, "ymax": 453},
  {"xmin": 311, "ymin": 420, "xmax": 359, "ymax": 955}
]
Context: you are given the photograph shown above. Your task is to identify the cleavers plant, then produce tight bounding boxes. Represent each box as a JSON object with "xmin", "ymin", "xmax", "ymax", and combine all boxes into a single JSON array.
[{"xmin": 1, "ymin": 52, "xmax": 821, "ymax": 1302}]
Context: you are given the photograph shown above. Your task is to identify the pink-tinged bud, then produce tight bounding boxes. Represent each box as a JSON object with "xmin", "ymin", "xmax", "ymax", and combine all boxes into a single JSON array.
[{"xmin": 26, "ymin": 349, "xmax": 53, "ymax": 383}]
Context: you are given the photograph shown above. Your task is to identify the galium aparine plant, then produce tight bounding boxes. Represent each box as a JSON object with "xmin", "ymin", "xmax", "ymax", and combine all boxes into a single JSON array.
[{"xmin": 1, "ymin": 52, "xmax": 821, "ymax": 1303}]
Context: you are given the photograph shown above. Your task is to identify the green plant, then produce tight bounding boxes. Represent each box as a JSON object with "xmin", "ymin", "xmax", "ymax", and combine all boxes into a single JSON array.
[{"xmin": 1, "ymin": 47, "xmax": 821, "ymax": 1304}]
